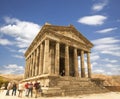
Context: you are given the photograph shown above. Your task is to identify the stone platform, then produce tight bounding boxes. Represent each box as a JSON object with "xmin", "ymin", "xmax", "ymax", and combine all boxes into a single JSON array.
[{"xmin": 22, "ymin": 75, "xmax": 109, "ymax": 97}]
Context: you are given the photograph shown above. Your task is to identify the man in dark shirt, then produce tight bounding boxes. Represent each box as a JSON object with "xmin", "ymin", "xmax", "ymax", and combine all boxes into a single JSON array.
[
  {"xmin": 34, "ymin": 80, "xmax": 41, "ymax": 98},
  {"xmin": 12, "ymin": 82, "xmax": 17, "ymax": 96}
]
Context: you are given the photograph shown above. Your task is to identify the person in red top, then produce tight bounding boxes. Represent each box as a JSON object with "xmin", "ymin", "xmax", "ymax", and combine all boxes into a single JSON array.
[
  {"xmin": 24, "ymin": 82, "xmax": 29, "ymax": 97},
  {"xmin": 28, "ymin": 82, "xmax": 33, "ymax": 97}
]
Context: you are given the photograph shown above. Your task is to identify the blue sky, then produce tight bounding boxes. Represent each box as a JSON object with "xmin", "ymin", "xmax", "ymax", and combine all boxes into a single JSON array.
[{"xmin": 0, "ymin": 0, "xmax": 120, "ymax": 75}]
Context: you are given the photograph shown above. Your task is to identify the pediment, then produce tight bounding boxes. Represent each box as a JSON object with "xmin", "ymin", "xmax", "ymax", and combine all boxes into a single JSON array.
[
  {"xmin": 39, "ymin": 24, "xmax": 93, "ymax": 47},
  {"xmin": 56, "ymin": 31, "xmax": 86, "ymax": 45}
]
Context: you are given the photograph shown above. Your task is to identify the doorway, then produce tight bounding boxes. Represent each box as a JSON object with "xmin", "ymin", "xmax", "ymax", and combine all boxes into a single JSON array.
[{"xmin": 60, "ymin": 57, "xmax": 65, "ymax": 75}]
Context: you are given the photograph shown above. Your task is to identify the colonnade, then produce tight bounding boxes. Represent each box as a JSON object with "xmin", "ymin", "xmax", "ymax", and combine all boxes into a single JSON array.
[{"xmin": 24, "ymin": 39, "xmax": 92, "ymax": 79}]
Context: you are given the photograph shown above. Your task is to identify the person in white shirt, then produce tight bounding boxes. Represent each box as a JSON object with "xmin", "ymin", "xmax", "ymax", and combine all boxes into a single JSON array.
[
  {"xmin": 18, "ymin": 82, "xmax": 24, "ymax": 97},
  {"xmin": 6, "ymin": 82, "xmax": 12, "ymax": 96}
]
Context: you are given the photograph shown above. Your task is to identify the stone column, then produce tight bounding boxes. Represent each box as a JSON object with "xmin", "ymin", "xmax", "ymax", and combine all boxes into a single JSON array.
[
  {"xmin": 24, "ymin": 59, "xmax": 27, "ymax": 78},
  {"xmin": 28, "ymin": 57, "xmax": 30, "ymax": 77},
  {"xmin": 55, "ymin": 42, "xmax": 60, "ymax": 75},
  {"xmin": 29, "ymin": 55, "xmax": 31, "ymax": 77},
  {"xmin": 65, "ymin": 45, "xmax": 70, "ymax": 76},
  {"xmin": 43, "ymin": 39, "xmax": 50, "ymax": 74},
  {"xmin": 30, "ymin": 55, "xmax": 32, "ymax": 77},
  {"xmin": 35, "ymin": 49, "xmax": 37, "ymax": 76},
  {"xmin": 34, "ymin": 49, "xmax": 37, "ymax": 76},
  {"xmin": 87, "ymin": 52, "xmax": 92, "ymax": 78},
  {"xmin": 49, "ymin": 47, "xmax": 55, "ymax": 74},
  {"xmin": 26, "ymin": 58, "xmax": 28, "ymax": 78},
  {"xmin": 29, "ymin": 56, "xmax": 31, "ymax": 77},
  {"xmin": 74, "ymin": 48, "xmax": 79, "ymax": 77},
  {"xmin": 31, "ymin": 53, "xmax": 34, "ymax": 76},
  {"xmin": 39, "ymin": 43, "xmax": 44, "ymax": 74},
  {"xmin": 35, "ymin": 47, "xmax": 39, "ymax": 76},
  {"xmin": 32, "ymin": 53, "xmax": 34, "ymax": 76},
  {"xmin": 30, "ymin": 54, "xmax": 33, "ymax": 77},
  {"xmin": 33, "ymin": 51, "xmax": 36, "ymax": 76},
  {"xmin": 81, "ymin": 50, "xmax": 85, "ymax": 78},
  {"xmin": 27, "ymin": 58, "xmax": 29, "ymax": 77}
]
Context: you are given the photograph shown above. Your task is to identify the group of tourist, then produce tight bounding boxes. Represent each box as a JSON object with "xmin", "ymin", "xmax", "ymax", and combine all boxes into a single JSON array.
[{"xmin": 4, "ymin": 80, "xmax": 42, "ymax": 98}]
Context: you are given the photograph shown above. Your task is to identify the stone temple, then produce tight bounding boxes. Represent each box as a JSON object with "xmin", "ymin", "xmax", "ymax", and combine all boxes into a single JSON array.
[{"xmin": 23, "ymin": 23, "xmax": 107, "ymax": 96}]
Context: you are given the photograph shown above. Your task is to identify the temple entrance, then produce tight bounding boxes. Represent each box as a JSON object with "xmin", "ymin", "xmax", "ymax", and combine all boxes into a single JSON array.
[{"xmin": 60, "ymin": 57, "xmax": 65, "ymax": 76}]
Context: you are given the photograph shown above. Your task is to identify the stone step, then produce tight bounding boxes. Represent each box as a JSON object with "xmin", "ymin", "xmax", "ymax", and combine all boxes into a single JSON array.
[
  {"xmin": 41, "ymin": 76, "xmax": 109, "ymax": 96},
  {"xmin": 57, "ymin": 77, "xmax": 109, "ymax": 96}
]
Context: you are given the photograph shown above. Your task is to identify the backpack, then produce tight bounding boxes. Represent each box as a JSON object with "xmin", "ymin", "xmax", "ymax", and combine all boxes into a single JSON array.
[{"xmin": 35, "ymin": 83, "xmax": 40, "ymax": 89}]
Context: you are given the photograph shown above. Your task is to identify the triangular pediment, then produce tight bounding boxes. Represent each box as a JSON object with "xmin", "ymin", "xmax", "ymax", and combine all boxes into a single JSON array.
[
  {"xmin": 56, "ymin": 31, "xmax": 86, "ymax": 44},
  {"xmin": 41, "ymin": 24, "xmax": 93, "ymax": 47}
]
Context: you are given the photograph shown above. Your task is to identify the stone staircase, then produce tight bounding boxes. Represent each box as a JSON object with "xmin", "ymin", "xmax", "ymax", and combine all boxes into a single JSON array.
[
  {"xmin": 57, "ymin": 76, "xmax": 108, "ymax": 96},
  {"xmin": 42, "ymin": 76, "xmax": 109, "ymax": 96}
]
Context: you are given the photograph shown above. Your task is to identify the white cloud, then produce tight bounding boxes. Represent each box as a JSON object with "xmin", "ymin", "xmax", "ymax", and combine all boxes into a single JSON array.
[
  {"xmin": 92, "ymin": 37, "xmax": 120, "ymax": 57},
  {"xmin": 91, "ymin": 62, "xmax": 98, "ymax": 67},
  {"xmin": 0, "ymin": 64, "xmax": 24, "ymax": 74},
  {"xmin": 96, "ymin": 27, "xmax": 117, "ymax": 33},
  {"xmin": 0, "ymin": 38, "xmax": 13, "ymax": 45},
  {"xmin": 101, "ymin": 51, "xmax": 120, "ymax": 57},
  {"xmin": 91, "ymin": 36, "xmax": 120, "ymax": 75},
  {"xmin": 78, "ymin": 15, "xmax": 107, "ymax": 26},
  {"xmin": 92, "ymin": 0, "xmax": 108, "ymax": 11},
  {"xmin": 110, "ymin": 67, "xmax": 120, "ymax": 75},
  {"xmin": 0, "ymin": 17, "xmax": 41, "ymax": 48},
  {"xmin": 102, "ymin": 58, "xmax": 118, "ymax": 63},
  {"xmin": 106, "ymin": 72, "xmax": 113, "ymax": 75},
  {"xmin": 92, "ymin": 63, "xmax": 120, "ymax": 75},
  {"xmin": 105, "ymin": 66, "xmax": 120, "ymax": 75},
  {"xmin": 6, "ymin": 47, "xmax": 17, "ymax": 52},
  {"xmin": 93, "ymin": 69, "xmax": 105, "ymax": 74},
  {"xmin": 18, "ymin": 49, "xmax": 26, "ymax": 53},
  {"xmin": 92, "ymin": 37, "xmax": 120, "ymax": 46},
  {"xmin": 91, "ymin": 53, "xmax": 100, "ymax": 61},
  {"xmin": 94, "ymin": 44, "xmax": 120, "ymax": 51},
  {"xmin": 5, "ymin": 64, "xmax": 23, "ymax": 69},
  {"xmin": 117, "ymin": 19, "xmax": 120, "ymax": 22},
  {"xmin": 12, "ymin": 55, "xmax": 24, "ymax": 59},
  {"xmin": 105, "ymin": 64, "xmax": 115, "ymax": 68}
]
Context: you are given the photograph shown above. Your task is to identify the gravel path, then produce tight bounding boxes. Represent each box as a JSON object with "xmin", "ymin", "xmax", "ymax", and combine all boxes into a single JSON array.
[{"xmin": 0, "ymin": 90, "xmax": 120, "ymax": 99}]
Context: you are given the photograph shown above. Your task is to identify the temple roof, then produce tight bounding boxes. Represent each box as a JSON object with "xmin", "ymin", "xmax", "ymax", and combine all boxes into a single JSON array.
[
  {"xmin": 41, "ymin": 23, "xmax": 93, "ymax": 45},
  {"xmin": 25, "ymin": 23, "xmax": 93, "ymax": 56}
]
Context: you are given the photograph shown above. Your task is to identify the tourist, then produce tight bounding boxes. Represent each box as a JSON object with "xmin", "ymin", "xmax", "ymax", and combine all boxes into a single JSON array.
[
  {"xmin": 12, "ymin": 82, "xmax": 17, "ymax": 96},
  {"xmin": 24, "ymin": 82, "xmax": 29, "ymax": 96},
  {"xmin": 28, "ymin": 81, "xmax": 33, "ymax": 97},
  {"xmin": 61, "ymin": 70, "xmax": 65, "ymax": 76},
  {"xmin": 6, "ymin": 82, "xmax": 12, "ymax": 96},
  {"xmin": 34, "ymin": 80, "xmax": 41, "ymax": 98},
  {"xmin": 18, "ymin": 82, "xmax": 24, "ymax": 97},
  {"xmin": 0, "ymin": 83, "xmax": 5, "ymax": 93}
]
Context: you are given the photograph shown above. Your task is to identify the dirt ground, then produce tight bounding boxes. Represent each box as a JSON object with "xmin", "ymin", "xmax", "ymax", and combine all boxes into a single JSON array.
[{"xmin": 0, "ymin": 90, "xmax": 120, "ymax": 99}]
